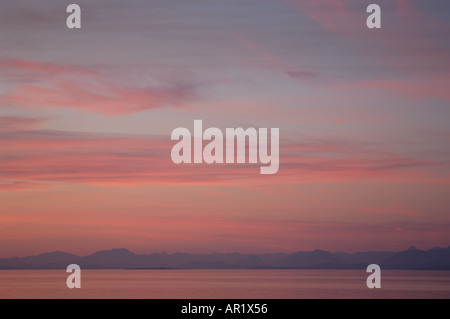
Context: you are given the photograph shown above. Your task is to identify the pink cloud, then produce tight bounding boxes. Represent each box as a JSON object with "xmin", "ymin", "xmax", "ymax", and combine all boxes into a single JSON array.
[
  {"xmin": 0, "ymin": 59, "xmax": 95, "ymax": 76},
  {"xmin": 0, "ymin": 59, "xmax": 198, "ymax": 115},
  {"xmin": 0, "ymin": 129, "xmax": 445, "ymax": 189},
  {"xmin": 0, "ymin": 180, "xmax": 43, "ymax": 191},
  {"xmin": 356, "ymin": 204, "xmax": 422, "ymax": 217},
  {"xmin": 0, "ymin": 116, "xmax": 48, "ymax": 131}
]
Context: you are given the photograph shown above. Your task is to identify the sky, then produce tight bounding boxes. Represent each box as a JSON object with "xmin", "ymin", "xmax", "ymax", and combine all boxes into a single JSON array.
[{"xmin": 0, "ymin": 0, "xmax": 449, "ymax": 258}]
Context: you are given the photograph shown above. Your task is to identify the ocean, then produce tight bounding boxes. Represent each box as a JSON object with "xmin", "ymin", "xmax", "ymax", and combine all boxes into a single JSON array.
[{"xmin": 0, "ymin": 269, "xmax": 449, "ymax": 299}]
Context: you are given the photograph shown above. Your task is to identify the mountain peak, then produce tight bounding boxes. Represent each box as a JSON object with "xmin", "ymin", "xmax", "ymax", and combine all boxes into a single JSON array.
[
  {"xmin": 38, "ymin": 251, "xmax": 77, "ymax": 258},
  {"xmin": 407, "ymin": 245, "xmax": 418, "ymax": 251}
]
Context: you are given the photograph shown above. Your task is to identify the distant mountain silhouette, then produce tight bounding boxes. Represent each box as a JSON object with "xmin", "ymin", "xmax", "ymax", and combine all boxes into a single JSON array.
[
  {"xmin": 274, "ymin": 249, "xmax": 343, "ymax": 268},
  {"xmin": 1, "ymin": 246, "xmax": 449, "ymax": 270},
  {"xmin": 0, "ymin": 251, "xmax": 80, "ymax": 269},
  {"xmin": 382, "ymin": 246, "xmax": 450, "ymax": 270}
]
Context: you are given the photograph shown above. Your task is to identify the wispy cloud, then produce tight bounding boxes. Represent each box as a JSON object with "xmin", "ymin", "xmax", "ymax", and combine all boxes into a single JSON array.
[
  {"xmin": 0, "ymin": 128, "xmax": 444, "ymax": 189},
  {"xmin": 0, "ymin": 59, "xmax": 198, "ymax": 115},
  {"xmin": 0, "ymin": 116, "xmax": 48, "ymax": 131}
]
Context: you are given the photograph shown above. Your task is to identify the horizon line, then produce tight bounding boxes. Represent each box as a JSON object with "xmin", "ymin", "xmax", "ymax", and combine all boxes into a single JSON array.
[{"xmin": 3, "ymin": 244, "xmax": 450, "ymax": 259}]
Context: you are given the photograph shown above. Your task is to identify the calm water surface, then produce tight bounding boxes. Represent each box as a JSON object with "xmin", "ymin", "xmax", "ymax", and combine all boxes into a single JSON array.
[{"xmin": 0, "ymin": 269, "xmax": 449, "ymax": 299}]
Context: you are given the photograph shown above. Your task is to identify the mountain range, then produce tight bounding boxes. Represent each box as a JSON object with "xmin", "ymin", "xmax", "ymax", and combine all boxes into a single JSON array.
[{"xmin": 1, "ymin": 246, "xmax": 450, "ymax": 270}]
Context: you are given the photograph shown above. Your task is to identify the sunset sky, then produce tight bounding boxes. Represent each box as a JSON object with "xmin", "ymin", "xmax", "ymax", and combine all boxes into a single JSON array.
[{"xmin": 1, "ymin": 0, "xmax": 449, "ymax": 258}]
